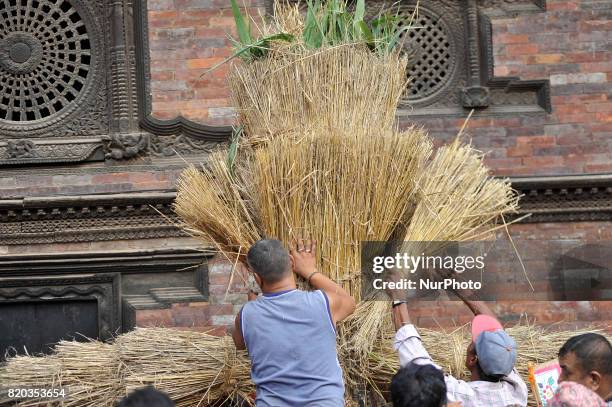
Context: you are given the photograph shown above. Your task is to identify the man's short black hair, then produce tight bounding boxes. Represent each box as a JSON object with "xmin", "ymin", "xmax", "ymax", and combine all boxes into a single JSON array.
[
  {"xmin": 476, "ymin": 360, "xmax": 503, "ymax": 383},
  {"xmin": 390, "ymin": 363, "xmax": 447, "ymax": 407},
  {"xmin": 247, "ymin": 239, "xmax": 290, "ymax": 283},
  {"xmin": 117, "ymin": 386, "xmax": 174, "ymax": 407},
  {"xmin": 558, "ymin": 333, "xmax": 612, "ymax": 375}
]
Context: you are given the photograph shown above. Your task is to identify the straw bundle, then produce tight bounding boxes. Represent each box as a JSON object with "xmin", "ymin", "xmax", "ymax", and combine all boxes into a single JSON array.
[
  {"xmin": 174, "ymin": 155, "xmax": 261, "ymax": 261},
  {"xmin": 247, "ymin": 125, "xmax": 432, "ymax": 300},
  {"xmin": 229, "ymin": 45, "xmax": 408, "ymax": 145},
  {"xmin": 403, "ymin": 137, "xmax": 518, "ymax": 250},
  {"xmin": 2, "ymin": 324, "xmax": 608, "ymax": 407},
  {"xmin": 0, "ymin": 341, "xmax": 121, "ymax": 407},
  {"xmin": 117, "ymin": 328, "xmax": 253, "ymax": 407}
]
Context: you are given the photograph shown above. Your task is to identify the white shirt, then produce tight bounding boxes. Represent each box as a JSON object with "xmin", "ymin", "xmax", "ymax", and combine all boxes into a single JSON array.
[{"xmin": 395, "ymin": 324, "xmax": 528, "ymax": 407}]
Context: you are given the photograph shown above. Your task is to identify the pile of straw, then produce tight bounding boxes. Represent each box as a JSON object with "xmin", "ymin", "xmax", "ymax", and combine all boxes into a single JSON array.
[
  {"xmin": 0, "ymin": 341, "xmax": 121, "ymax": 406},
  {"xmin": 118, "ymin": 328, "xmax": 253, "ymax": 407},
  {"xmin": 2, "ymin": 325, "xmax": 608, "ymax": 407},
  {"xmin": 0, "ymin": 2, "xmax": 562, "ymax": 407},
  {"xmin": 229, "ymin": 46, "xmax": 408, "ymax": 144}
]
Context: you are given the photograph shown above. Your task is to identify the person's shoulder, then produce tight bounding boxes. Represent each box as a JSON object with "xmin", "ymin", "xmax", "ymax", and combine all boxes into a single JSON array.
[
  {"xmin": 444, "ymin": 374, "xmax": 475, "ymax": 398},
  {"xmin": 299, "ymin": 289, "xmax": 330, "ymax": 307}
]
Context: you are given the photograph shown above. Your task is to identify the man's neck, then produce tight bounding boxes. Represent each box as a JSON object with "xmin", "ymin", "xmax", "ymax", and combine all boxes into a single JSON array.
[{"xmin": 261, "ymin": 277, "xmax": 297, "ymax": 295}]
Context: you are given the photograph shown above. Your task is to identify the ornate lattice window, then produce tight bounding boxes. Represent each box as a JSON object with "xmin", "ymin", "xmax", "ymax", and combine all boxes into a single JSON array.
[
  {"xmin": 399, "ymin": 7, "xmax": 456, "ymax": 104},
  {"xmin": 362, "ymin": 0, "xmax": 551, "ymax": 116},
  {"xmin": 0, "ymin": 0, "xmax": 92, "ymax": 122},
  {"xmin": 0, "ymin": 0, "xmax": 148, "ymax": 166}
]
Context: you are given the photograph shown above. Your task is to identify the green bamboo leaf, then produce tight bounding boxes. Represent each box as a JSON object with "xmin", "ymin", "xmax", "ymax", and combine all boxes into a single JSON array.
[
  {"xmin": 230, "ymin": 0, "xmax": 251, "ymax": 45},
  {"xmin": 353, "ymin": 0, "xmax": 365, "ymax": 24},
  {"xmin": 387, "ymin": 25, "xmax": 412, "ymax": 53},
  {"xmin": 227, "ymin": 125, "xmax": 243, "ymax": 177},
  {"xmin": 303, "ymin": 0, "xmax": 323, "ymax": 48},
  {"xmin": 356, "ymin": 20, "xmax": 373, "ymax": 43},
  {"xmin": 200, "ymin": 32, "xmax": 294, "ymax": 77}
]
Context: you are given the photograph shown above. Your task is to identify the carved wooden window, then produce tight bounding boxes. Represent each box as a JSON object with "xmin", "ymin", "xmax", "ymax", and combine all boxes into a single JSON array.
[
  {"xmin": 399, "ymin": 7, "xmax": 456, "ymax": 104},
  {"xmin": 363, "ymin": 0, "xmax": 551, "ymax": 116},
  {"xmin": 0, "ymin": 0, "xmax": 92, "ymax": 123},
  {"xmin": 0, "ymin": 0, "xmax": 148, "ymax": 166}
]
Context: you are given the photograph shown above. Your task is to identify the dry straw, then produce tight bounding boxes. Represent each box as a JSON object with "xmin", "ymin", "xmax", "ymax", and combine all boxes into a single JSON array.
[
  {"xmin": 174, "ymin": 154, "xmax": 262, "ymax": 263},
  {"xmin": 0, "ymin": 341, "xmax": 121, "ymax": 407},
  {"xmin": 117, "ymin": 328, "xmax": 253, "ymax": 407},
  {"xmin": 229, "ymin": 45, "xmax": 408, "ymax": 145},
  {"xmin": 175, "ymin": 0, "xmax": 522, "ymax": 395},
  {"xmin": 361, "ymin": 318, "xmax": 610, "ymax": 407},
  {"xmin": 2, "ymin": 324, "xmax": 609, "ymax": 407}
]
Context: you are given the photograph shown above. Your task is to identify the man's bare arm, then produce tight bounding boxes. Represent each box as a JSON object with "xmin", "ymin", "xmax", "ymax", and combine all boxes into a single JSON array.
[
  {"xmin": 232, "ymin": 311, "xmax": 246, "ymax": 350},
  {"xmin": 392, "ymin": 302, "xmax": 412, "ymax": 331},
  {"xmin": 290, "ymin": 238, "xmax": 356, "ymax": 324},
  {"xmin": 451, "ymin": 287, "xmax": 496, "ymax": 317}
]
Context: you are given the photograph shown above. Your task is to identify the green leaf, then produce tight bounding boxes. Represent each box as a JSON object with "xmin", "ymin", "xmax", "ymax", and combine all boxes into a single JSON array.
[
  {"xmin": 200, "ymin": 32, "xmax": 294, "ymax": 78},
  {"xmin": 387, "ymin": 25, "xmax": 412, "ymax": 53},
  {"xmin": 303, "ymin": 0, "xmax": 323, "ymax": 48},
  {"xmin": 230, "ymin": 0, "xmax": 251, "ymax": 45},
  {"xmin": 356, "ymin": 20, "xmax": 373, "ymax": 43},
  {"xmin": 227, "ymin": 125, "xmax": 243, "ymax": 177},
  {"xmin": 353, "ymin": 0, "xmax": 365, "ymax": 26}
]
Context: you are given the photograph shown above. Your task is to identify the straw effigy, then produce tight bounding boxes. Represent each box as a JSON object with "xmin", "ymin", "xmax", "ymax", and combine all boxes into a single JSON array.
[{"xmin": 172, "ymin": 0, "xmax": 524, "ymax": 402}]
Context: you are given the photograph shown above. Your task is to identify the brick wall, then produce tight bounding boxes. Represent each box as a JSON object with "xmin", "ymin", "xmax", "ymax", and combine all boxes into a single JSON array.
[
  {"xmin": 405, "ymin": 0, "xmax": 611, "ymax": 176},
  {"xmin": 134, "ymin": 255, "xmax": 249, "ymax": 336},
  {"xmin": 0, "ymin": 169, "xmax": 183, "ymax": 199},
  {"xmin": 140, "ymin": 0, "xmax": 611, "ymax": 333},
  {"xmin": 1, "ymin": 0, "xmax": 609, "ymax": 336},
  {"xmin": 147, "ymin": 0, "xmax": 265, "ymax": 125},
  {"xmin": 146, "ymin": 0, "xmax": 611, "ymax": 175}
]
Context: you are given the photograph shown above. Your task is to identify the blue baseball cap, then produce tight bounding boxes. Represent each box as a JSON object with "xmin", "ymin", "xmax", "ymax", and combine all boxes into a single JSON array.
[{"xmin": 472, "ymin": 315, "xmax": 517, "ymax": 376}]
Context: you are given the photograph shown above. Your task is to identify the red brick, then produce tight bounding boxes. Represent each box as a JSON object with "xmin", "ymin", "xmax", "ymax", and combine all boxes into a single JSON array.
[
  {"xmin": 186, "ymin": 57, "xmax": 226, "ymax": 69},
  {"xmin": 584, "ymin": 163, "xmax": 612, "ymax": 173},
  {"xmin": 516, "ymin": 136, "xmax": 556, "ymax": 147},
  {"xmin": 209, "ymin": 304, "xmax": 234, "ymax": 315},
  {"xmin": 91, "ymin": 173, "xmax": 131, "ymax": 184},
  {"xmin": 128, "ymin": 173, "xmax": 159, "ymax": 183},
  {"xmin": 209, "ymin": 272, "xmax": 231, "ymax": 285},
  {"xmin": 506, "ymin": 44, "xmax": 539, "ymax": 56},
  {"xmin": 547, "ymin": 2, "xmax": 579, "ymax": 11},
  {"xmin": 135, "ymin": 309, "xmax": 174, "ymax": 327},
  {"xmin": 151, "ymin": 71, "xmax": 175, "ymax": 81},
  {"xmin": 496, "ymin": 33, "xmax": 530, "ymax": 44},
  {"xmin": 527, "ymin": 54, "xmax": 565, "ymax": 64},
  {"xmin": 522, "ymin": 156, "xmax": 564, "ymax": 167},
  {"xmin": 595, "ymin": 112, "xmax": 612, "ymax": 122}
]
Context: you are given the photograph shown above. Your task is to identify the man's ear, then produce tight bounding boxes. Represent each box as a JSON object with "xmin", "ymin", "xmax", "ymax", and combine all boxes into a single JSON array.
[
  {"xmin": 289, "ymin": 254, "xmax": 295, "ymax": 271},
  {"xmin": 253, "ymin": 272, "xmax": 263, "ymax": 289},
  {"xmin": 467, "ymin": 352, "xmax": 478, "ymax": 368},
  {"xmin": 587, "ymin": 370, "xmax": 602, "ymax": 391}
]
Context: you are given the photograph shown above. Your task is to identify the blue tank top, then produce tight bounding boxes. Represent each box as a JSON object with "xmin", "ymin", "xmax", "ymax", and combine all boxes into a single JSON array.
[{"xmin": 241, "ymin": 289, "xmax": 345, "ymax": 407}]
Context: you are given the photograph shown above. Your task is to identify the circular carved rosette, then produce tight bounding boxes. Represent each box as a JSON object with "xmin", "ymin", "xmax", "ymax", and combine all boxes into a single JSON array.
[
  {"xmin": 0, "ymin": 0, "xmax": 100, "ymax": 136},
  {"xmin": 397, "ymin": 6, "xmax": 459, "ymax": 105}
]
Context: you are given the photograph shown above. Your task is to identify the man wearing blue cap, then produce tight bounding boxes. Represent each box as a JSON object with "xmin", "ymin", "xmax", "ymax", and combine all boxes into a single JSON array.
[{"xmin": 391, "ymin": 293, "xmax": 528, "ymax": 406}]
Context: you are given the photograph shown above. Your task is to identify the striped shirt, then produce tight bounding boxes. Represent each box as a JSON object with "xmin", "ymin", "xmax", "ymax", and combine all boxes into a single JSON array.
[{"xmin": 395, "ymin": 324, "xmax": 528, "ymax": 407}]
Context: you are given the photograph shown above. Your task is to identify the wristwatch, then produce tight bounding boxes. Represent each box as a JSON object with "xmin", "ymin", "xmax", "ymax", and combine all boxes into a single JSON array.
[{"xmin": 392, "ymin": 300, "xmax": 407, "ymax": 308}]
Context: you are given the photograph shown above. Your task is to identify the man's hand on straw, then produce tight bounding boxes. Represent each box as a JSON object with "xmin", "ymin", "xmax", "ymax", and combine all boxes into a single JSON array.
[{"xmin": 289, "ymin": 237, "xmax": 318, "ymax": 281}]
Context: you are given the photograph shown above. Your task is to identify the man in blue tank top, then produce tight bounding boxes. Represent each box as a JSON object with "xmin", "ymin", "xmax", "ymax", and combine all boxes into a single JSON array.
[{"xmin": 232, "ymin": 238, "xmax": 357, "ymax": 407}]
